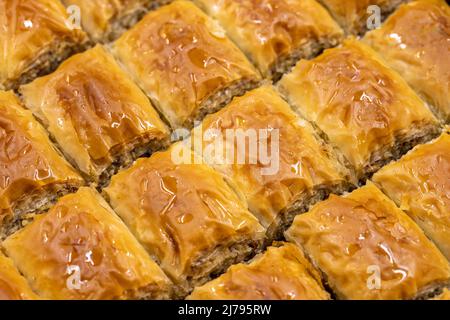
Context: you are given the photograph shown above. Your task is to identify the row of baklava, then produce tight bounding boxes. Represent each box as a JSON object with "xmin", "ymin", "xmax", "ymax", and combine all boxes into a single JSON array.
[
  {"xmin": 0, "ymin": 0, "xmax": 449, "ymax": 300},
  {"xmin": 1, "ymin": 127, "xmax": 449, "ymax": 299}
]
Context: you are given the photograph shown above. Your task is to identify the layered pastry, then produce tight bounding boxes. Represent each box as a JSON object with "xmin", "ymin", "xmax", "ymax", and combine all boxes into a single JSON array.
[
  {"xmin": 192, "ymin": 86, "xmax": 355, "ymax": 239},
  {"xmin": 278, "ymin": 39, "xmax": 440, "ymax": 182},
  {"xmin": 0, "ymin": 0, "xmax": 87, "ymax": 90},
  {"xmin": 317, "ymin": 0, "xmax": 409, "ymax": 35},
  {"xmin": 20, "ymin": 45, "xmax": 169, "ymax": 187},
  {"xmin": 0, "ymin": 91, "xmax": 84, "ymax": 239},
  {"xmin": 193, "ymin": 0, "xmax": 343, "ymax": 81},
  {"xmin": 372, "ymin": 133, "xmax": 450, "ymax": 260},
  {"xmin": 286, "ymin": 182, "xmax": 450, "ymax": 300},
  {"xmin": 433, "ymin": 288, "xmax": 450, "ymax": 300},
  {"xmin": 62, "ymin": 0, "xmax": 173, "ymax": 42},
  {"xmin": 104, "ymin": 143, "xmax": 265, "ymax": 297},
  {"xmin": 0, "ymin": 252, "xmax": 39, "ymax": 300},
  {"xmin": 113, "ymin": 0, "xmax": 261, "ymax": 129},
  {"xmin": 187, "ymin": 243, "xmax": 330, "ymax": 300},
  {"xmin": 364, "ymin": 0, "xmax": 450, "ymax": 123},
  {"xmin": 2, "ymin": 187, "xmax": 172, "ymax": 300}
]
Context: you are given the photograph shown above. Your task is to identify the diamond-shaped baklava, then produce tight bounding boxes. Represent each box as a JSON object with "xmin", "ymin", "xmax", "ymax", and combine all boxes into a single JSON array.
[
  {"xmin": 188, "ymin": 242, "xmax": 330, "ymax": 300},
  {"xmin": 113, "ymin": 0, "xmax": 261, "ymax": 129},
  {"xmin": 193, "ymin": 0, "xmax": 343, "ymax": 81},
  {"xmin": 20, "ymin": 45, "xmax": 169, "ymax": 187},
  {"xmin": 0, "ymin": 91, "xmax": 84, "ymax": 239},
  {"xmin": 364, "ymin": 0, "xmax": 450, "ymax": 123},
  {"xmin": 278, "ymin": 39, "xmax": 440, "ymax": 182},
  {"xmin": 61, "ymin": 0, "xmax": 173, "ymax": 42},
  {"xmin": 0, "ymin": 252, "xmax": 39, "ymax": 300},
  {"xmin": 0, "ymin": 0, "xmax": 87, "ymax": 90},
  {"xmin": 2, "ymin": 187, "xmax": 172, "ymax": 300},
  {"xmin": 317, "ymin": 0, "xmax": 409, "ymax": 35},
  {"xmin": 372, "ymin": 132, "xmax": 450, "ymax": 260},
  {"xmin": 192, "ymin": 85, "xmax": 355, "ymax": 239},
  {"xmin": 104, "ymin": 143, "xmax": 265, "ymax": 297},
  {"xmin": 286, "ymin": 182, "xmax": 450, "ymax": 300}
]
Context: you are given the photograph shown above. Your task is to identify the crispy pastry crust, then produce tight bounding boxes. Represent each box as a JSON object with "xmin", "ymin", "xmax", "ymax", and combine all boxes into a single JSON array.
[
  {"xmin": 188, "ymin": 243, "xmax": 330, "ymax": 300},
  {"xmin": 0, "ymin": 252, "xmax": 40, "ymax": 300},
  {"xmin": 2, "ymin": 188, "xmax": 172, "ymax": 300},
  {"xmin": 318, "ymin": 0, "xmax": 410, "ymax": 35},
  {"xmin": 0, "ymin": 0, "xmax": 88, "ymax": 90},
  {"xmin": 0, "ymin": 91, "xmax": 84, "ymax": 239},
  {"xmin": 20, "ymin": 45, "xmax": 169, "ymax": 187},
  {"xmin": 104, "ymin": 144, "xmax": 265, "ymax": 298},
  {"xmin": 373, "ymin": 133, "xmax": 450, "ymax": 261},
  {"xmin": 286, "ymin": 182, "xmax": 450, "ymax": 300},
  {"xmin": 113, "ymin": 0, "xmax": 261, "ymax": 129},
  {"xmin": 278, "ymin": 39, "xmax": 440, "ymax": 182},
  {"xmin": 193, "ymin": 0, "xmax": 344, "ymax": 80},
  {"xmin": 194, "ymin": 86, "xmax": 355, "ymax": 240},
  {"xmin": 364, "ymin": 0, "xmax": 450, "ymax": 123}
]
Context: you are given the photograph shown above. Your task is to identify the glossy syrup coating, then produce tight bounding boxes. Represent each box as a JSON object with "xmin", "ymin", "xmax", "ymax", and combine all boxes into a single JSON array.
[
  {"xmin": 113, "ymin": 0, "xmax": 260, "ymax": 128},
  {"xmin": 364, "ymin": 0, "xmax": 450, "ymax": 122},
  {"xmin": 278, "ymin": 39, "xmax": 438, "ymax": 178},
  {"xmin": 62, "ymin": 0, "xmax": 146, "ymax": 41},
  {"xmin": 0, "ymin": 91, "xmax": 83, "ymax": 226},
  {"xmin": 373, "ymin": 133, "xmax": 450, "ymax": 260},
  {"xmin": 20, "ymin": 45, "xmax": 169, "ymax": 181},
  {"xmin": 0, "ymin": 0, "xmax": 86, "ymax": 87},
  {"xmin": 2, "ymin": 187, "xmax": 171, "ymax": 300},
  {"xmin": 188, "ymin": 243, "xmax": 330, "ymax": 300},
  {"xmin": 318, "ymin": 0, "xmax": 408, "ymax": 35},
  {"xmin": 286, "ymin": 182, "xmax": 450, "ymax": 300},
  {"xmin": 104, "ymin": 143, "xmax": 265, "ymax": 284},
  {"xmin": 193, "ymin": 0, "xmax": 343, "ymax": 76},
  {"xmin": 194, "ymin": 86, "xmax": 353, "ymax": 229},
  {"xmin": 0, "ymin": 252, "xmax": 40, "ymax": 300}
]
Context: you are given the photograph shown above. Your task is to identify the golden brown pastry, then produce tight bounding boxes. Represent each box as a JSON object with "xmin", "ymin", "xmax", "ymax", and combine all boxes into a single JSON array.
[
  {"xmin": 2, "ymin": 187, "xmax": 172, "ymax": 300},
  {"xmin": 104, "ymin": 143, "xmax": 265, "ymax": 297},
  {"xmin": 317, "ymin": 0, "xmax": 409, "ymax": 35},
  {"xmin": 372, "ymin": 133, "xmax": 450, "ymax": 260},
  {"xmin": 62, "ymin": 0, "xmax": 172, "ymax": 42},
  {"xmin": 364, "ymin": 0, "xmax": 450, "ymax": 123},
  {"xmin": 286, "ymin": 182, "xmax": 450, "ymax": 300},
  {"xmin": 113, "ymin": 0, "xmax": 261, "ymax": 129},
  {"xmin": 193, "ymin": 86, "xmax": 354, "ymax": 239},
  {"xmin": 0, "ymin": 252, "xmax": 39, "ymax": 300},
  {"xmin": 20, "ymin": 45, "xmax": 169, "ymax": 187},
  {"xmin": 278, "ymin": 39, "xmax": 439, "ymax": 181},
  {"xmin": 433, "ymin": 288, "xmax": 450, "ymax": 300},
  {"xmin": 193, "ymin": 0, "xmax": 343, "ymax": 80},
  {"xmin": 188, "ymin": 243, "xmax": 330, "ymax": 300},
  {"xmin": 0, "ymin": 0, "xmax": 87, "ymax": 90},
  {"xmin": 0, "ymin": 91, "xmax": 83, "ymax": 239}
]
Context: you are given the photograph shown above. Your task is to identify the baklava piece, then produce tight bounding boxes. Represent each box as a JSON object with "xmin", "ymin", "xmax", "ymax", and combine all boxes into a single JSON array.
[
  {"xmin": 278, "ymin": 39, "xmax": 440, "ymax": 182},
  {"xmin": 286, "ymin": 182, "xmax": 450, "ymax": 300},
  {"xmin": 364, "ymin": 0, "xmax": 450, "ymax": 123},
  {"xmin": 188, "ymin": 243, "xmax": 330, "ymax": 300},
  {"xmin": 433, "ymin": 288, "xmax": 450, "ymax": 300},
  {"xmin": 193, "ymin": 0, "xmax": 343, "ymax": 81},
  {"xmin": 372, "ymin": 133, "xmax": 450, "ymax": 260},
  {"xmin": 0, "ymin": 91, "xmax": 83, "ymax": 239},
  {"xmin": 0, "ymin": 0, "xmax": 87, "ymax": 90},
  {"xmin": 2, "ymin": 187, "xmax": 172, "ymax": 300},
  {"xmin": 0, "ymin": 252, "xmax": 39, "ymax": 300},
  {"xmin": 62, "ymin": 0, "xmax": 173, "ymax": 42},
  {"xmin": 193, "ymin": 86, "xmax": 355, "ymax": 239},
  {"xmin": 113, "ymin": 0, "xmax": 261, "ymax": 129},
  {"xmin": 104, "ymin": 143, "xmax": 265, "ymax": 297},
  {"xmin": 317, "ymin": 0, "xmax": 409, "ymax": 35},
  {"xmin": 20, "ymin": 45, "xmax": 169, "ymax": 188}
]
